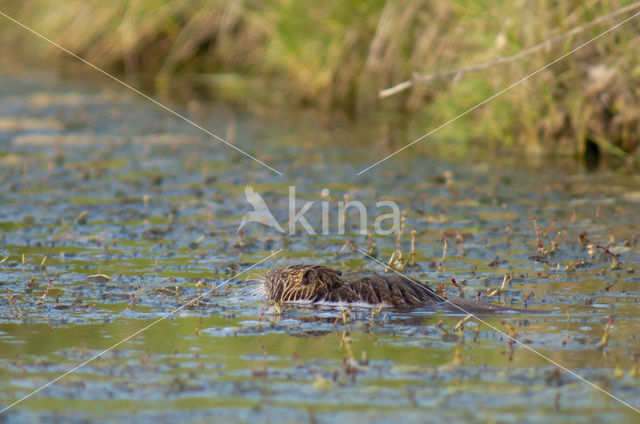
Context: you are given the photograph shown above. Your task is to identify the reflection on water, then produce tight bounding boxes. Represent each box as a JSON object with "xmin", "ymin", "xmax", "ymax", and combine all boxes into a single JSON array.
[{"xmin": 1, "ymin": 73, "xmax": 640, "ymax": 423}]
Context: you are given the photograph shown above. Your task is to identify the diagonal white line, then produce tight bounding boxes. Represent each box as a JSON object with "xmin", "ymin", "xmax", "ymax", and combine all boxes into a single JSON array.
[
  {"xmin": 0, "ymin": 11, "xmax": 283, "ymax": 176},
  {"xmin": 356, "ymin": 10, "xmax": 640, "ymax": 175},
  {"xmin": 356, "ymin": 248, "xmax": 640, "ymax": 415},
  {"xmin": 0, "ymin": 249, "xmax": 282, "ymax": 414}
]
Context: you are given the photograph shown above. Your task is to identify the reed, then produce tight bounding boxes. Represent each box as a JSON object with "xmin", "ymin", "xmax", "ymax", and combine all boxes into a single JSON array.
[{"xmin": 1, "ymin": 0, "xmax": 638, "ymax": 156}]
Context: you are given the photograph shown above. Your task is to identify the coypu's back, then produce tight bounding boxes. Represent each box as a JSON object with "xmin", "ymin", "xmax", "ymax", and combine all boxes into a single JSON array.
[{"xmin": 342, "ymin": 275, "xmax": 441, "ymax": 308}]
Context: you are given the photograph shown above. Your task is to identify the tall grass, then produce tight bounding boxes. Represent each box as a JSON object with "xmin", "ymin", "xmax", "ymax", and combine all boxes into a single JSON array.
[{"xmin": 1, "ymin": 0, "xmax": 639, "ymax": 157}]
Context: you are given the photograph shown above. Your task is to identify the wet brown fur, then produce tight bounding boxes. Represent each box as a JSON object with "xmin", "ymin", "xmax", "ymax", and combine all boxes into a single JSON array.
[{"xmin": 264, "ymin": 265, "xmax": 545, "ymax": 313}]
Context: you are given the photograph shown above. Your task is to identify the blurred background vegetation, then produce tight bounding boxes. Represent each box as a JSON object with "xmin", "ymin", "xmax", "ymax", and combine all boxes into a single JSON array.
[{"xmin": 0, "ymin": 0, "xmax": 639, "ymax": 160}]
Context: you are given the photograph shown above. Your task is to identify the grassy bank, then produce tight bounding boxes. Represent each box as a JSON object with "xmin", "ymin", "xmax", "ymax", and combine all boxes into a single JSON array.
[{"xmin": 1, "ymin": 0, "xmax": 639, "ymax": 158}]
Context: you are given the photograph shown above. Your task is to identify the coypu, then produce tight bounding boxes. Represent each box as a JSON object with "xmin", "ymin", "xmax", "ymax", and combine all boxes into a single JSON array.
[{"xmin": 264, "ymin": 265, "xmax": 544, "ymax": 314}]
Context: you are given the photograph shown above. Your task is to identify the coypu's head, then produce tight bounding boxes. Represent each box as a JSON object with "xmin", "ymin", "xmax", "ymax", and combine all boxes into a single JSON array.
[{"xmin": 264, "ymin": 265, "xmax": 344, "ymax": 303}]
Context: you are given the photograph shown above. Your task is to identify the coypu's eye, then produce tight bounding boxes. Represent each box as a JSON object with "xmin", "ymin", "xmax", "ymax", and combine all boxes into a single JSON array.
[{"xmin": 280, "ymin": 272, "xmax": 289, "ymax": 279}]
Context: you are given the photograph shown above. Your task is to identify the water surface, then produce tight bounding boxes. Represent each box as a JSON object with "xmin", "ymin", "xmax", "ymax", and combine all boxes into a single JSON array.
[{"xmin": 1, "ymin": 73, "xmax": 640, "ymax": 423}]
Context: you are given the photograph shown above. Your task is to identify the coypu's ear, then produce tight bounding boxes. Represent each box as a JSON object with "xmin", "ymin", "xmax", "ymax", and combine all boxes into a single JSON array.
[{"xmin": 301, "ymin": 268, "xmax": 318, "ymax": 286}]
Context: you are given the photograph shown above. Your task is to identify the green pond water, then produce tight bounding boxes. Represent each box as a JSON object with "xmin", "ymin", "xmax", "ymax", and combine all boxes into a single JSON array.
[{"xmin": 1, "ymin": 72, "xmax": 640, "ymax": 423}]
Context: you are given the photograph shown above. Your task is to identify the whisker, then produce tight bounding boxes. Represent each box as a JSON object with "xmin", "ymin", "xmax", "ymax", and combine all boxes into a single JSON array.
[{"xmin": 249, "ymin": 284, "xmax": 265, "ymax": 298}]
